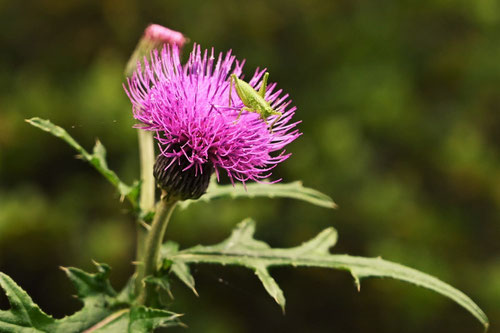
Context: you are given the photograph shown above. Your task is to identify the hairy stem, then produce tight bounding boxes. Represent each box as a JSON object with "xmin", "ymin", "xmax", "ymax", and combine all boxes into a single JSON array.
[
  {"xmin": 137, "ymin": 197, "xmax": 177, "ymax": 305},
  {"xmin": 135, "ymin": 130, "xmax": 156, "ymax": 293}
]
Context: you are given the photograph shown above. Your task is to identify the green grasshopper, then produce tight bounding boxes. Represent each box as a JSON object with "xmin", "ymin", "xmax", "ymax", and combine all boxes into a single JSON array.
[{"xmin": 229, "ymin": 72, "xmax": 282, "ymax": 130}]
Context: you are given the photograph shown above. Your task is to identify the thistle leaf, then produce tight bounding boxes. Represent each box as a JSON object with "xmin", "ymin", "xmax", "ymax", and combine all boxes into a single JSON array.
[
  {"xmin": 79, "ymin": 307, "xmax": 182, "ymax": 333},
  {"xmin": 0, "ymin": 264, "xmax": 182, "ymax": 332},
  {"xmin": 62, "ymin": 307, "xmax": 182, "ymax": 333},
  {"xmin": 61, "ymin": 262, "xmax": 116, "ymax": 299},
  {"xmin": 170, "ymin": 262, "xmax": 198, "ymax": 297},
  {"xmin": 163, "ymin": 219, "xmax": 489, "ymax": 330},
  {"xmin": 161, "ymin": 241, "xmax": 198, "ymax": 297},
  {"xmin": 143, "ymin": 276, "xmax": 174, "ymax": 307},
  {"xmin": 52, "ymin": 262, "xmax": 126, "ymax": 332},
  {"xmin": 128, "ymin": 306, "xmax": 183, "ymax": 332},
  {"xmin": 179, "ymin": 178, "xmax": 336, "ymax": 209},
  {"xmin": 25, "ymin": 117, "xmax": 140, "ymax": 210},
  {"xmin": 254, "ymin": 264, "xmax": 285, "ymax": 313},
  {"xmin": 0, "ymin": 272, "xmax": 55, "ymax": 332}
]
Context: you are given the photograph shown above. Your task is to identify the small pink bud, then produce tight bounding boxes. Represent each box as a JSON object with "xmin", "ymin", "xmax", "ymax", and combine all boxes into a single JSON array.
[
  {"xmin": 125, "ymin": 24, "xmax": 188, "ymax": 77},
  {"xmin": 144, "ymin": 24, "xmax": 187, "ymax": 48}
]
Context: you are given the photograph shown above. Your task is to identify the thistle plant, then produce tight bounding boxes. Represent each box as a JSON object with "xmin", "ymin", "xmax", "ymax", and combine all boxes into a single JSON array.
[{"xmin": 1, "ymin": 24, "xmax": 488, "ymax": 332}]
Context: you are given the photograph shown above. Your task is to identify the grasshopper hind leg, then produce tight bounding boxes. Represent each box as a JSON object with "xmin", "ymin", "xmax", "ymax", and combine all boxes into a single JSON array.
[{"xmin": 258, "ymin": 72, "xmax": 269, "ymax": 98}]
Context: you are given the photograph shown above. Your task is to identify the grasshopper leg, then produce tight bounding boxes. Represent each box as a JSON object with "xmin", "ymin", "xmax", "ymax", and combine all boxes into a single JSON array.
[
  {"xmin": 269, "ymin": 113, "xmax": 282, "ymax": 132},
  {"xmin": 234, "ymin": 107, "xmax": 254, "ymax": 123},
  {"xmin": 258, "ymin": 72, "xmax": 269, "ymax": 98},
  {"xmin": 228, "ymin": 75, "xmax": 234, "ymax": 107}
]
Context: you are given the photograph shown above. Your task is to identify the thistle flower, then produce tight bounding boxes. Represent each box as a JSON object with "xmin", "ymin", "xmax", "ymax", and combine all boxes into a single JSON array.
[{"xmin": 125, "ymin": 44, "xmax": 300, "ymax": 199}]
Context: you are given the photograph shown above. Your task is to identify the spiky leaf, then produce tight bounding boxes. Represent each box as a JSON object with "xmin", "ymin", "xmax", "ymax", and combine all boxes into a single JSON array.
[
  {"xmin": 61, "ymin": 262, "xmax": 116, "ymax": 299},
  {"xmin": 143, "ymin": 276, "xmax": 174, "ymax": 307},
  {"xmin": 161, "ymin": 242, "xmax": 198, "ymax": 297},
  {"xmin": 80, "ymin": 307, "xmax": 182, "ymax": 333},
  {"xmin": 53, "ymin": 263, "xmax": 122, "ymax": 332},
  {"xmin": 26, "ymin": 117, "xmax": 139, "ymax": 209},
  {"xmin": 0, "ymin": 264, "xmax": 181, "ymax": 332},
  {"xmin": 163, "ymin": 219, "xmax": 489, "ymax": 330},
  {"xmin": 128, "ymin": 306, "xmax": 182, "ymax": 332},
  {"xmin": 179, "ymin": 178, "xmax": 336, "ymax": 209},
  {"xmin": 0, "ymin": 272, "xmax": 55, "ymax": 332}
]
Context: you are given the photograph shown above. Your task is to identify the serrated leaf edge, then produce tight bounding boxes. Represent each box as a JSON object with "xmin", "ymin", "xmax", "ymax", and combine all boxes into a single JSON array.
[
  {"xmin": 25, "ymin": 117, "xmax": 139, "ymax": 210},
  {"xmin": 163, "ymin": 220, "xmax": 489, "ymax": 331}
]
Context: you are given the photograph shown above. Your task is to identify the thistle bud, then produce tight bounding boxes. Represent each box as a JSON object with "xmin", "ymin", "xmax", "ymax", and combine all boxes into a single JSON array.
[
  {"xmin": 125, "ymin": 24, "xmax": 187, "ymax": 77},
  {"xmin": 144, "ymin": 24, "xmax": 187, "ymax": 46},
  {"xmin": 153, "ymin": 154, "xmax": 213, "ymax": 201}
]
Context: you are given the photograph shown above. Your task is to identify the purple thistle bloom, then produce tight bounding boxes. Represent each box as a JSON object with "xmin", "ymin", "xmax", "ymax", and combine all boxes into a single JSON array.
[{"xmin": 125, "ymin": 44, "xmax": 301, "ymax": 186}]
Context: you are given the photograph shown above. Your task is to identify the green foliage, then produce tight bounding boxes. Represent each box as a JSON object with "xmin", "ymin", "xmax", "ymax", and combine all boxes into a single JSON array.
[
  {"xmin": 143, "ymin": 276, "xmax": 174, "ymax": 306},
  {"xmin": 0, "ymin": 263, "xmax": 181, "ymax": 333},
  {"xmin": 161, "ymin": 243, "xmax": 198, "ymax": 297},
  {"xmin": 25, "ymin": 117, "xmax": 140, "ymax": 210},
  {"xmin": 163, "ymin": 219, "xmax": 488, "ymax": 330},
  {"xmin": 55, "ymin": 263, "xmax": 124, "ymax": 333},
  {"xmin": 0, "ymin": 272, "xmax": 54, "ymax": 332},
  {"xmin": 62, "ymin": 262, "xmax": 116, "ymax": 299},
  {"xmin": 128, "ymin": 306, "xmax": 182, "ymax": 332},
  {"xmin": 179, "ymin": 177, "xmax": 336, "ymax": 210},
  {"xmin": 83, "ymin": 307, "xmax": 182, "ymax": 333}
]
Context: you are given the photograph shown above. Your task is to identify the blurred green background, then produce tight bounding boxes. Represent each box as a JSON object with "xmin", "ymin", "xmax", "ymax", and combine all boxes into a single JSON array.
[{"xmin": 1, "ymin": 0, "xmax": 499, "ymax": 332}]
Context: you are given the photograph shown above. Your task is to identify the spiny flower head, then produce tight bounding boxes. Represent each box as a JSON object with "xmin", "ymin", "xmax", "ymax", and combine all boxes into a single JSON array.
[{"xmin": 125, "ymin": 44, "xmax": 300, "ymax": 188}]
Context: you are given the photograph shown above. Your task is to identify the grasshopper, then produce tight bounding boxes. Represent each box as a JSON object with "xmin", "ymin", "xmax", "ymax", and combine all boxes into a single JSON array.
[{"xmin": 229, "ymin": 72, "xmax": 282, "ymax": 130}]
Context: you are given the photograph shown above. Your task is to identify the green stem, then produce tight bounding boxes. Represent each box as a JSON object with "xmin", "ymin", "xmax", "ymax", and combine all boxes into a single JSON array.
[
  {"xmin": 126, "ymin": 35, "xmax": 158, "ymax": 297},
  {"xmin": 135, "ymin": 130, "xmax": 156, "ymax": 293},
  {"xmin": 138, "ymin": 130, "xmax": 156, "ymax": 213},
  {"xmin": 137, "ymin": 197, "xmax": 177, "ymax": 305}
]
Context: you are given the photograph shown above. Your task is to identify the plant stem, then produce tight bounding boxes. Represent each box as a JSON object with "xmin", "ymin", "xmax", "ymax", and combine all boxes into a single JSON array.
[
  {"xmin": 137, "ymin": 196, "xmax": 177, "ymax": 305},
  {"xmin": 135, "ymin": 130, "xmax": 156, "ymax": 293},
  {"xmin": 138, "ymin": 130, "xmax": 156, "ymax": 213}
]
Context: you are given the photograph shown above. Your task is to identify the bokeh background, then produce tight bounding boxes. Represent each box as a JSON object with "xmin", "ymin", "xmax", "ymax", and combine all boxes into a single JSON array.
[{"xmin": 1, "ymin": 0, "xmax": 499, "ymax": 332}]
